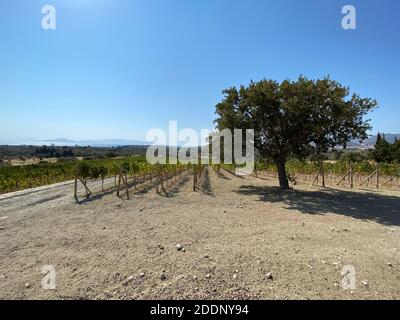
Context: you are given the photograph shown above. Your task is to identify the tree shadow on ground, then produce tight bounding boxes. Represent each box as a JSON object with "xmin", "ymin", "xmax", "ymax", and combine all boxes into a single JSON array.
[{"xmin": 236, "ymin": 185, "xmax": 400, "ymax": 227}]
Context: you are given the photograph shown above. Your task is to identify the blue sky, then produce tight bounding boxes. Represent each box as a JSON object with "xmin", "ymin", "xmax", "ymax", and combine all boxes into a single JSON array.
[{"xmin": 0, "ymin": 0, "xmax": 399, "ymax": 142}]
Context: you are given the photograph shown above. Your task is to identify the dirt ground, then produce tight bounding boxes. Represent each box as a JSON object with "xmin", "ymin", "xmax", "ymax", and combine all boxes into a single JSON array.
[{"xmin": 0, "ymin": 167, "xmax": 399, "ymax": 300}]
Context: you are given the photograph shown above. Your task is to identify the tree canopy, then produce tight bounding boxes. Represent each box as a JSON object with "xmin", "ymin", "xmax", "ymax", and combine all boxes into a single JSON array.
[
  {"xmin": 371, "ymin": 133, "xmax": 400, "ymax": 163},
  {"xmin": 214, "ymin": 76, "xmax": 377, "ymax": 189}
]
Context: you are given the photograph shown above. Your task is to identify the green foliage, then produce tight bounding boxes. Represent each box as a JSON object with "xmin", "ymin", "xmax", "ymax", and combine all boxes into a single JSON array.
[
  {"xmin": 0, "ymin": 161, "xmax": 77, "ymax": 194},
  {"xmin": 35, "ymin": 145, "xmax": 74, "ymax": 158},
  {"xmin": 0, "ymin": 145, "xmax": 147, "ymax": 160},
  {"xmin": 214, "ymin": 76, "xmax": 377, "ymax": 189},
  {"xmin": 0, "ymin": 156, "xmax": 193, "ymax": 195},
  {"xmin": 391, "ymin": 139, "xmax": 400, "ymax": 161},
  {"xmin": 255, "ymin": 159, "xmax": 400, "ymax": 177},
  {"xmin": 340, "ymin": 151, "xmax": 367, "ymax": 162},
  {"xmin": 98, "ymin": 166, "xmax": 108, "ymax": 180},
  {"xmin": 76, "ymin": 162, "xmax": 91, "ymax": 180},
  {"xmin": 369, "ymin": 133, "xmax": 400, "ymax": 163}
]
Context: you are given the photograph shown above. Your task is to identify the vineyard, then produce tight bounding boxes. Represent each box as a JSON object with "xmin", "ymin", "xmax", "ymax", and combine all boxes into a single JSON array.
[
  {"xmin": 253, "ymin": 160, "xmax": 400, "ymax": 190},
  {"xmin": 0, "ymin": 156, "xmax": 210, "ymax": 202},
  {"xmin": 212, "ymin": 160, "xmax": 399, "ymax": 191},
  {"xmin": 73, "ymin": 160, "xmax": 209, "ymax": 201},
  {"xmin": 0, "ymin": 156, "xmax": 145, "ymax": 195},
  {"xmin": 1, "ymin": 157, "xmax": 400, "ymax": 196},
  {"xmin": 0, "ymin": 160, "xmax": 77, "ymax": 194}
]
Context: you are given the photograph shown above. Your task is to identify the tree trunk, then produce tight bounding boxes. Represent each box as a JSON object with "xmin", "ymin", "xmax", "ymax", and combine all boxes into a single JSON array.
[
  {"xmin": 320, "ymin": 160, "xmax": 325, "ymax": 188},
  {"xmin": 74, "ymin": 178, "xmax": 78, "ymax": 201},
  {"xmin": 276, "ymin": 158, "xmax": 289, "ymax": 190}
]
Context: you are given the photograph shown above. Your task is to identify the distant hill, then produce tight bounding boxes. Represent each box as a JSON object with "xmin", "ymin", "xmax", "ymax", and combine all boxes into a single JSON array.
[
  {"xmin": 1, "ymin": 138, "xmax": 149, "ymax": 147},
  {"xmin": 348, "ymin": 133, "xmax": 400, "ymax": 149},
  {"xmin": 45, "ymin": 138, "xmax": 150, "ymax": 147},
  {"xmin": 2, "ymin": 134, "xmax": 399, "ymax": 150}
]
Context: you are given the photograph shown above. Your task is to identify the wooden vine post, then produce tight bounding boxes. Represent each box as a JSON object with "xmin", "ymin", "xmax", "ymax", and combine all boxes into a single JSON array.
[
  {"xmin": 376, "ymin": 163, "xmax": 380, "ymax": 190},
  {"xmin": 336, "ymin": 162, "xmax": 353, "ymax": 189},
  {"xmin": 84, "ymin": 180, "xmax": 92, "ymax": 198},
  {"xmin": 383, "ymin": 175, "xmax": 396, "ymax": 187},
  {"xmin": 156, "ymin": 164, "xmax": 167, "ymax": 195},
  {"xmin": 117, "ymin": 168, "xmax": 129, "ymax": 200},
  {"xmin": 193, "ymin": 166, "xmax": 197, "ymax": 191},
  {"xmin": 359, "ymin": 162, "xmax": 380, "ymax": 190},
  {"xmin": 349, "ymin": 162, "xmax": 354, "ymax": 189},
  {"xmin": 74, "ymin": 177, "xmax": 92, "ymax": 202},
  {"xmin": 74, "ymin": 177, "xmax": 78, "ymax": 201},
  {"xmin": 311, "ymin": 160, "xmax": 325, "ymax": 188},
  {"xmin": 320, "ymin": 160, "xmax": 325, "ymax": 188}
]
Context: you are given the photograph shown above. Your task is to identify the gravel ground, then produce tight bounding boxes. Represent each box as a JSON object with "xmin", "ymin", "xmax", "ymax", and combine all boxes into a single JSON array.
[{"xmin": 0, "ymin": 167, "xmax": 399, "ymax": 300}]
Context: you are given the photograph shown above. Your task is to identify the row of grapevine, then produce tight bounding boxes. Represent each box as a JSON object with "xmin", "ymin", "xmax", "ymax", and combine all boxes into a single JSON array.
[
  {"xmin": 0, "ymin": 161, "xmax": 77, "ymax": 194},
  {"xmin": 193, "ymin": 164, "xmax": 206, "ymax": 191},
  {"xmin": 0, "ymin": 157, "xmax": 166, "ymax": 196},
  {"xmin": 1, "ymin": 155, "xmax": 211, "ymax": 199},
  {"xmin": 73, "ymin": 159, "xmax": 194, "ymax": 200},
  {"xmin": 254, "ymin": 160, "xmax": 400, "ymax": 190},
  {"xmin": 0, "ymin": 158, "xmax": 142, "ymax": 195},
  {"xmin": 154, "ymin": 163, "xmax": 189, "ymax": 195},
  {"xmin": 255, "ymin": 160, "xmax": 400, "ymax": 177}
]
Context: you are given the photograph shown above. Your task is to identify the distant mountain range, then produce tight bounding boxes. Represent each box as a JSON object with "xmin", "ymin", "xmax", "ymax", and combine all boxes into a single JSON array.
[
  {"xmin": 36, "ymin": 133, "xmax": 400, "ymax": 149},
  {"xmin": 348, "ymin": 133, "xmax": 400, "ymax": 149},
  {"xmin": 45, "ymin": 138, "xmax": 150, "ymax": 147},
  {"xmin": 0, "ymin": 138, "xmax": 149, "ymax": 147},
  {"xmin": 2, "ymin": 134, "xmax": 399, "ymax": 149}
]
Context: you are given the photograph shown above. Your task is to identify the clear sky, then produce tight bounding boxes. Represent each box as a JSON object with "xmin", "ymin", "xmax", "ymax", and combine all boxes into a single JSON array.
[{"xmin": 0, "ymin": 0, "xmax": 399, "ymax": 142}]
